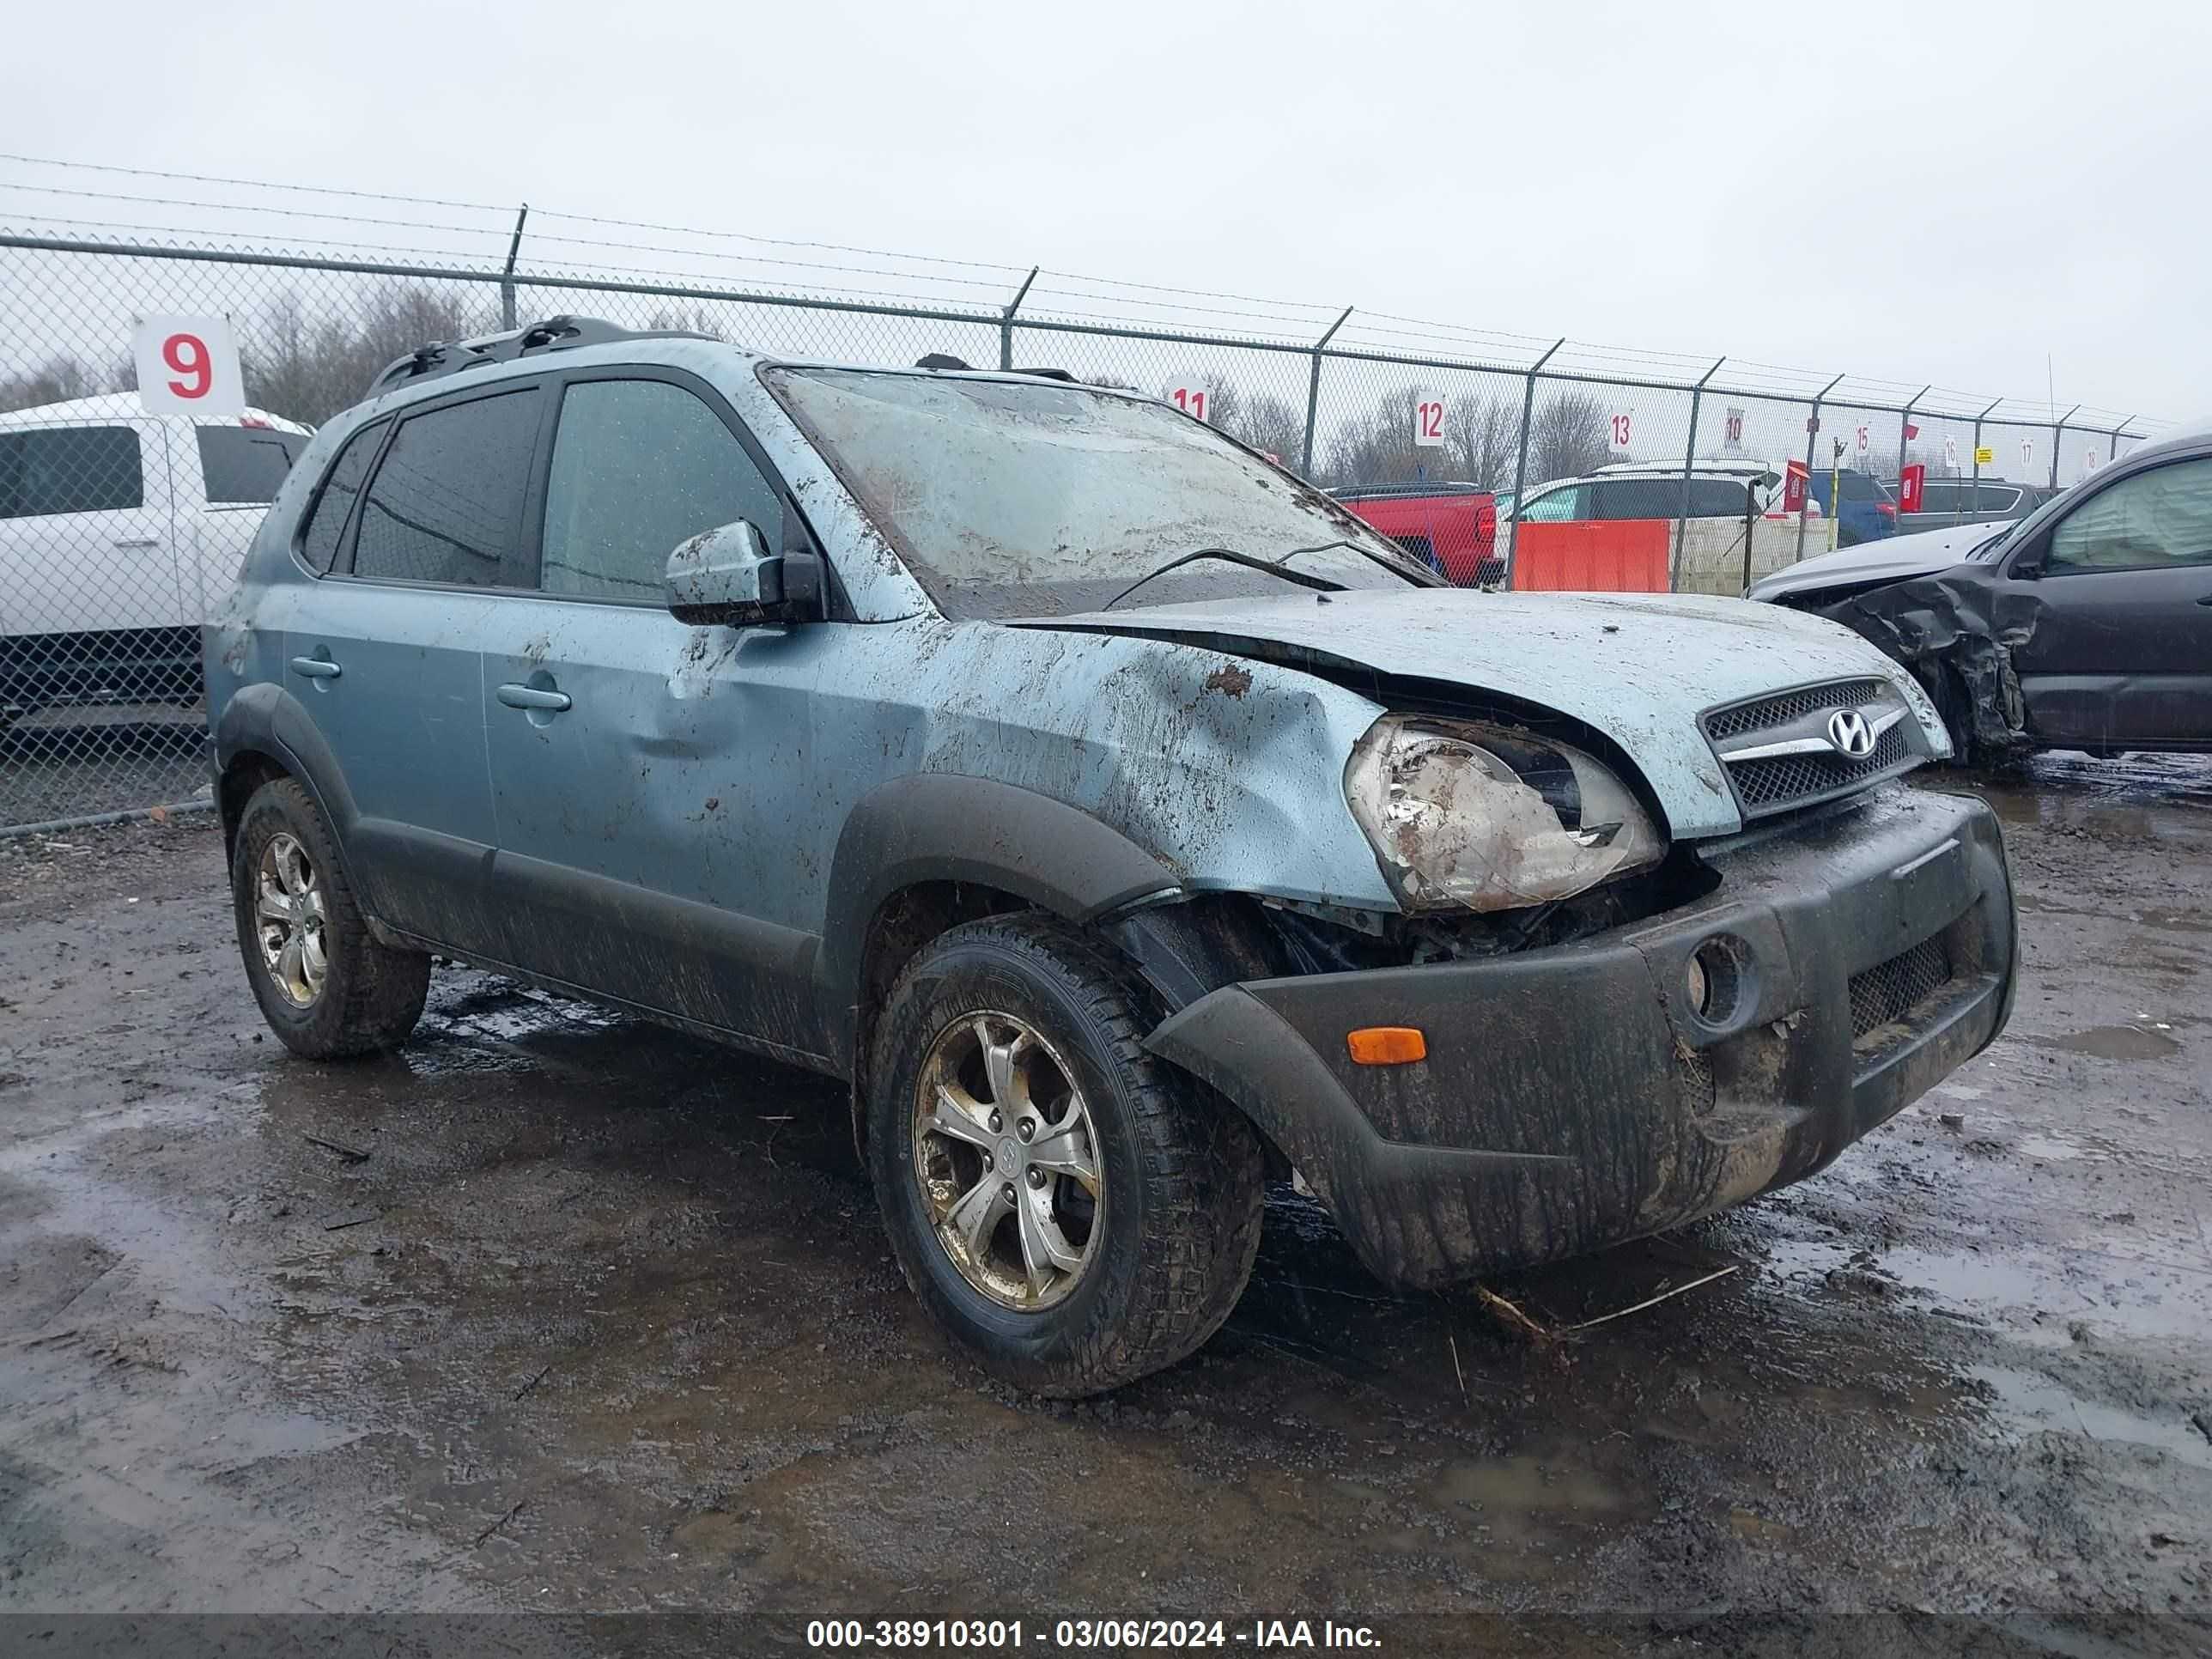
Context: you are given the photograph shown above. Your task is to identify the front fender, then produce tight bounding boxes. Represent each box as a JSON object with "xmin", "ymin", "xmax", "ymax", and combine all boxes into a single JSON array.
[{"xmin": 816, "ymin": 773, "xmax": 1180, "ymax": 1061}]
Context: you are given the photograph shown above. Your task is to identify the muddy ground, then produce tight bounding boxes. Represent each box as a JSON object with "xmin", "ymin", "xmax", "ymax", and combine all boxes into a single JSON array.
[{"xmin": 3, "ymin": 757, "xmax": 2209, "ymax": 1656}]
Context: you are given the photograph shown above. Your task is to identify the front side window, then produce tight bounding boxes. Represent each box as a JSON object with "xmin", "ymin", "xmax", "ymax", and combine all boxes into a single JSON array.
[
  {"xmin": 1595, "ymin": 480, "xmax": 1677, "ymax": 520},
  {"xmin": 198, "ymin": 427, "xmax": 306, "ymax": 505},
  {"xmin": 296, "ymin": 420, "xmax": 387, "ymax": 574},
  {"xmin": 0, "ymin": 425, "xmax": 143, "ymax": 520},
  {"xmin": 1516, "ymin": 484, "xmax": 1588, "ymax": 522},
  {"xmin": 764, "ymin": 368, "xmax": 1425, "ymax": 617},
  {"xmin": 541, "ymin": 380, "xmax": 780, "ymax": 602},
  {"xmin": 351, "ymin": 390, "xmax": 542, "ymax": 587},
  {"xmin": 2045, "ymin": 457, "xmax": 2212, "ymax": 574}
]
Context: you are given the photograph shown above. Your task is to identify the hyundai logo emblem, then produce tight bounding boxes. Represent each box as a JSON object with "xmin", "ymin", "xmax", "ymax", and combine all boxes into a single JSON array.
[{"xmin": 1826, "ymin": 708, "xmax": 1876, "ymax": 758}]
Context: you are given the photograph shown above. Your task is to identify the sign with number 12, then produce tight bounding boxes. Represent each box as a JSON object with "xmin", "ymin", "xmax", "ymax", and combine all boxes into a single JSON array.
[
  {"xmin": 133, "ymin": 315, "xmax": 246, "ymax": 416},
  {"xmin": 1413, "ymin": 394, "xmax": 1445, "ymax": 448}
]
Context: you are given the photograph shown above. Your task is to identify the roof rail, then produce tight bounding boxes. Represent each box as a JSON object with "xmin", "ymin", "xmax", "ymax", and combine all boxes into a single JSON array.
[{"xmin": 365, "ymin": 314, "xmax": 715, "ymax": 398}]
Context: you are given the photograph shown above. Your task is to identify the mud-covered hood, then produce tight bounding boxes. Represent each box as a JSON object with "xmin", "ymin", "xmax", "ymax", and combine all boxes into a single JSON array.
[
  {"xmin": 1746, "ymin": 520, "xmax": 2013, "ymax": 602},
  {"xmin": 1017, "ymin": 588, "xmax": 1947, "ymax": 839}
]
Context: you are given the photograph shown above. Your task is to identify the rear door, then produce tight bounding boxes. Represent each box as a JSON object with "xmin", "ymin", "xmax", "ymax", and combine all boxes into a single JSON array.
[
  {"xmin": 283, "ymin": 383, "xmax": 549, "ymax": 951},
  {"xmin": 482, "ymin": 368, "xmax": 825, "ymax": 1051},
  {"xmin": 0, "ymin": 418, "xmax": 179, "ymax": 705},
  {"xmin": 2007, "ymin": 453, "xmax": 2212, "ymax": 748}
]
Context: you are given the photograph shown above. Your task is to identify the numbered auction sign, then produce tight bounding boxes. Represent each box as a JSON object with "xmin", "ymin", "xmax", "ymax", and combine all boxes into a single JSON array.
[
  {"xmin": 1944, "ymin": 437, "xmax": 1960, "ymax": 471},
  {"xmin": 133, "ymin": 315, "xmax": 246, "ymax": 416},
  {"xmin": 1607, "ymin": 412, "xmax": 1632, "ymax": 453},
  {"xmin": 1855, "ymin": 424, "xmax": 1870, "ymax": 455},
  {"xmin": 1167, "ymin": 383, "xmax": 1209, "ymax": 422},
  {"xmin": 2021, "ymin": 438, "xmax": 2035, "ymax": 474},
  {"xmin": 1412, "ymin": 390, "xmax": 1445, "ymax": 449}
]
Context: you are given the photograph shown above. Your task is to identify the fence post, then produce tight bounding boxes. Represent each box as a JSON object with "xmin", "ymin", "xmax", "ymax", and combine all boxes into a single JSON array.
[
  {"xmin": 1896, "ymin": 385, "xmax": 1929, "ymax": 484},
  {"xmin": 1670, "ymin": 356, "xmax": 1725, "ymax": 592},
  {"xmin": 2110, "ymin": 416, "xmax": 2132, "ymax": 464},
  {"xmin": 1299, "ymin": 306, "xmax": 1353, "ymax": 477},
  {"xmin": 499, "ymin": 204, "xmax": 529, "ymax": 331},
  {"xmin": 2051, "ymin": 403, "xmax": 2080, "ymax": 490},
  {"xmin": 1796, "ymin": 374, "xmax": 1844, "ymax": 562},
  {"xmin": 1969, "ymin": 397, "xmax": 2000, "ymax": 521},
  {"xmin": 1505, "ymin": 338, "xmax": 1567, "ymax": 582},
  {"xmin": 1000, "ymin": 266, "xmax": 1038, "ymax": 371}
]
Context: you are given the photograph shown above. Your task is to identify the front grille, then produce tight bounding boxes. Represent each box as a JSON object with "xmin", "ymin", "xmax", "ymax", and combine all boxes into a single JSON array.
[
  {"xmin": 1848, "ymin": 933, "xmax": 1954, "ymax": 1043},
  {"xmin": 1705, "ymin": 678, "xmax": 1889, "ymax": 742},
  {"xmin": 1728, "ymin": 720, "xmax": 1911, "ymax": 809}
]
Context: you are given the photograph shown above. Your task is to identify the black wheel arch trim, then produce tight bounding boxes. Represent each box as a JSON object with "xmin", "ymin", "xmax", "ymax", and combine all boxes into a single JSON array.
[
  {"xmin": 817, "ymin": 773, "xmax": 1182, "ymax": 1065},
  {"xmin": 213, "ymin": 681, "xmax": 362, "ymax": 851}
]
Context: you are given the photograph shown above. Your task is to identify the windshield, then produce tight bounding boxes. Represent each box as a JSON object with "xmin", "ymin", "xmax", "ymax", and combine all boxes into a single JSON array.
[{"xmin": 763, "ymin": 368, "xmax": 1431, "ymax": 617}]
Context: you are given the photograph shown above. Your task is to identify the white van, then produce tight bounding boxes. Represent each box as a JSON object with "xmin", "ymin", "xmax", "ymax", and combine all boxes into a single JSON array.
[{"xmin": 1, "ymin": 395, "xmax": 311, "ymax": 725}]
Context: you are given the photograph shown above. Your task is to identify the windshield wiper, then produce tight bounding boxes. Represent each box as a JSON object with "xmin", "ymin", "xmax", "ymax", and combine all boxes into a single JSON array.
[
  {"xmin": 1281, "ymin": 537, "xmax": 1445, "ymax": 586},
  {"xmin": 1100, "ymin": 545, "xmax": 1349, "ymax": 611}
]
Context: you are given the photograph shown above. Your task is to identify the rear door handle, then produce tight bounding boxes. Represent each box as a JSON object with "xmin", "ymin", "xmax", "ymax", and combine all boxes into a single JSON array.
[
  {"xmin": 289, "ymin": 656, "xmax": 342, "ymax": 681},
  {"xmin": 496, "ymin": 683, "xmax": 572, "ymax": 713},
  {"xmin": 2198, "ymin": 593, "xmax": 2212, "ymax": 606},
  {"xmin": 112, "ymin": 536, "xmax": 161, "ymax": 549}
]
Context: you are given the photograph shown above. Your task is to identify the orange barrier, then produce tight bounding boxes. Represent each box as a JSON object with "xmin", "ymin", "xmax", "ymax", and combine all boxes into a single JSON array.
[{"xmin": 1510, "ymin": 520, "xmax": 1671, "ymax": 592}]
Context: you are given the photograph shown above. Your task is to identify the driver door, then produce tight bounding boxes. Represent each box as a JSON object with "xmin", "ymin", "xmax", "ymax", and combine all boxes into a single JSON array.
[
  {"xmin": 2007, "ymin": 452, "xmax": 2212, "ymax": 748},
  {"xmin": 482, "ymin": 369, "xmax": 830, "ymax": 1054}
]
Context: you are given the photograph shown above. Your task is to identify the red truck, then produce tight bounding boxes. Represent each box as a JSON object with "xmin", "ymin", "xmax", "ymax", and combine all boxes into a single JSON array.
[{"xmin": 1327, "ymin": 483, "xmax": 1501, "ymax": 586}]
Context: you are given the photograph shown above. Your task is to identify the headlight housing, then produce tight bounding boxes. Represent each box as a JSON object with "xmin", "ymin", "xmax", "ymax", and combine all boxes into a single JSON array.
[{"xmin": 1344, "ymin": 714, "xmax": 1666, "ymax": 912}]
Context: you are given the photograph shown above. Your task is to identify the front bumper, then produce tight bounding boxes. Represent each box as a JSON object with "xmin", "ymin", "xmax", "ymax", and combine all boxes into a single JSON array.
[{"xmin": 1146, "ymin": 787, "xmax": 2016, "ymax": 1287}]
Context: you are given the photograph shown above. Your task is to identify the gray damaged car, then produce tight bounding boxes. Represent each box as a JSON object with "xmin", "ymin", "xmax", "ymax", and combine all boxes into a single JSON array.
[{"xmin": 206, "ymin": 318, "xmax": 2019, "ymax": 1395}]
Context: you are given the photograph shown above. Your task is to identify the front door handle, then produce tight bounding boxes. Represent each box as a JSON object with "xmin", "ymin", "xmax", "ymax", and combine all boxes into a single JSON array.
[
  {"xmin": 113, "ymin": 536, "xmax": 161, "ymax": 549},
  {"xmin": 289, "ymin": 656, "xmax": 342, "ymax": 681},
  {"xmin": 496, "ymin": 683, "xmax": 572, "ymax": 713},
  {"xmin": 2197, "ymin": 593, "xmax": 2212, "ymax": 606}
]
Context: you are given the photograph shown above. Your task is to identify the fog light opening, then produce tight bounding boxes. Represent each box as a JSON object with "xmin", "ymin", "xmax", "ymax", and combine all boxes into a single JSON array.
[{"xmin": 1689, "ymin": 938, "xmax": 1746, "ymax": 1025}]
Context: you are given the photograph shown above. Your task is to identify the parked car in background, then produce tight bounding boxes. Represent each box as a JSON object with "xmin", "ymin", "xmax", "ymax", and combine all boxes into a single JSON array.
[
  {"xmin": 1328, "ymin": 482, "xmax": 1498, "ymax": 586},
  {"xmin": 1503, "ymin": 462, "xmax": 1792, "ymax": 526},
  {"xmin": 206, "ymin": 315, "xmax": 2015, "ymax": 1397},
  {"xmin": 1747, "ymin": 425, "xmax": 2212, "ymax": 759},
  {"xmin": 1887, "ymin": 477, "xmax": 2058, "ymax": 538},
  {"xmin": 2, "ymin": 394, "xmax": 310, "ymax": 729},
  {"xmin": 1800, "ymin": 466, "xmax": 1899, "ymax": 546}
]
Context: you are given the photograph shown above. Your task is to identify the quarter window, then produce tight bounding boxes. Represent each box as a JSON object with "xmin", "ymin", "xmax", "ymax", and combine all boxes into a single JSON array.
[
  {"xmin": 351, "ymin": 390, "xmax": 542, "ymax": 586},
  {"xmin": 540, "ymin": 380, "xmax": 780, "ymax": 602},
  {"xmin": 0, "ymin": 425, "xmax": 144, "ymax": 520},
  {"xmin": 297, "ymin": 420, "xmax": 387, "ymax": 575},
  {"xmin": 2045, "ymin": 458, "xmax": 2212, "ymax": 574}
]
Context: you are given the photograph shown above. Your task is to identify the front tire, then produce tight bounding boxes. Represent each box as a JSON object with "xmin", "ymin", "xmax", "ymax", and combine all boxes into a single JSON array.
[
  {"xmin": 867, "ymin": 915, "xmax": 1265, "ymax": 1396},
  {"xmin": 230, "ymin": 777, "xmax": 429, "ymax": 1059}
]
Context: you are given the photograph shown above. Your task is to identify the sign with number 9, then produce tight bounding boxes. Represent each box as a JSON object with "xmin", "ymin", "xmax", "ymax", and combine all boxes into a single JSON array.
[{"xmin": 132, "ymin": 314, "xmax": 246, "ymax": 416}]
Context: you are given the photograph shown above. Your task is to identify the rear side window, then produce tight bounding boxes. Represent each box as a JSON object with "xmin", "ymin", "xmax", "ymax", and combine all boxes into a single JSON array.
[
  {"xmin": 1977, "ymin": 485, "xmax": 2022, "ymax": 512},
  {"xmin": 1516, "ymin": 484, "xmax": 1588, "ymax": 522},
  {"xmin": 351, "ymin": 390, "xmax": 542, "ymax": 587},
  {"xmin": 1595, "ymin": 480, "xmax": 1676, "ymax": 519},
  {"xmin": 540, "ymin": 379, "xmax": 780, "ymax": 602},
  {"xmin": 1838, "ymin": 472, "xmax": 1888, "ymax": 503},
  {"xmin": 1690, "ymin": 479, "xmax": 1754, "ymax": 516},
  {"xmin": 0, "ymin": 425, "xmax": 144, "ymax": 520},
  {"xmin": 198, "ymin": 427, "xmax": 306, "ymax": 505},
  {"xmin": 297, "ymin": 420, "xmax": 387, "ymax": 574}
]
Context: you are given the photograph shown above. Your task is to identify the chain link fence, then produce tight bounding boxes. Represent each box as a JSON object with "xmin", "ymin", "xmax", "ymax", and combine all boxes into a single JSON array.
[{"xmin": 0, "ymin": 176, "xmax": 2166, "ymax": 831}]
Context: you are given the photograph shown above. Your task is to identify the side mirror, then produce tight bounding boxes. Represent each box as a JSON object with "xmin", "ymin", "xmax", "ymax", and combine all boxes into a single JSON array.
[{"xmin": 663, "ymin": 520, "xmax": 822, "ymax": 626}]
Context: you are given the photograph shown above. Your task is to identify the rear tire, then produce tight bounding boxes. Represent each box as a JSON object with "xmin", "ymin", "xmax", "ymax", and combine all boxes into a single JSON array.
[
  {"xmin": 867, "ymin": 914, "xmax": 1265, "ymax": 1396},
  {"xmin": 230, "ymin": 777, "xmax": 428, "ymax": 1059}
]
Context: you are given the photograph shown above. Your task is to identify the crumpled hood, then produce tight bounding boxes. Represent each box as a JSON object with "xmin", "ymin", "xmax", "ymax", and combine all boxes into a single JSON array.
[
  {"xmin": 1746, "ymin": 520, "xmax": 2012, "ymax": 602},
  {"xmin": 1017, "ymin": 588, "xmax": 1947, "ymax": 840}
]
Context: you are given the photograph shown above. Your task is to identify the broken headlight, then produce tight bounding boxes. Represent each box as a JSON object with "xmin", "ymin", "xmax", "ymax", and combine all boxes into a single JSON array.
[{"xmin": 1344, "ymin": 714, "xmax": 1665, "ymax": 913}]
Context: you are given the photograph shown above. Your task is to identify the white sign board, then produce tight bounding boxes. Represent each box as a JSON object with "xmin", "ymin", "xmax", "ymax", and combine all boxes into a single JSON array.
[
  {"xmin": 1413, "ymin": 390, "xmax": 1445, "ymax": 449},
  {"xmin": 1723, "ymin": 407, "xmax": 1745, "ymax": 451},
  {"xmin": 1607, "ymin": 412, "xmax": 1632, "ymax": 453},
  {"xmin": 133, "ymin": 315, "xmax": 245, "ymax": 416},
  {"xmin": 1855, "ymin": 423, "xmax": 1870, "ymax": 455},
  {"xmin": 2021, "ymin": 438, "xmax": 2035, "ymax": 474},
  {"xmin": 1944, "ymin": 436, "xmax": 1959, "ymax": 471},
  {"xmin": 1167, "ymin": 383, "xmax": 1209, "ymax": 422},
  {"xmin": 2081, "ymin": 450, "xmax": 2100, "ymax": 478}
]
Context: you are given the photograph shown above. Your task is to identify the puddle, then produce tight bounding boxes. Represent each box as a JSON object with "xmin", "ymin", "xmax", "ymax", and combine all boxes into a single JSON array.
[
  {"xmin": 1966, "ymin": 1364, "xmax": 2212, "ymax": 1472},
  {"xmin": 2026, "ymin": 1024, "xmax": 2183, "ymax": 1061},
  {"xmin": 1431, "ymin": 1455, "xmax": 1638, "ymax": 1518}
]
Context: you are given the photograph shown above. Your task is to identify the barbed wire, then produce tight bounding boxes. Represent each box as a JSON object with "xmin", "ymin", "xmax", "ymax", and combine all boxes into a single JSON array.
[{"xmin": 0, "ymin": 153, "xmax": 2167, "ymax": 428}]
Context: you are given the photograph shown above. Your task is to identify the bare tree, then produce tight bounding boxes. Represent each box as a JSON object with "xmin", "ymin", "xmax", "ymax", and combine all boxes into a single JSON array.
[
  {"xmin": 0, "ymin": 355, "xmax": 109, "ymax": 414},
  {"xmin": 1526, "ymin": 390, "xmax": 1610, "ymax": 483},
  {"xmin": 1442, "ymin": 397, "xmax": 1519, "ymax": 490}
]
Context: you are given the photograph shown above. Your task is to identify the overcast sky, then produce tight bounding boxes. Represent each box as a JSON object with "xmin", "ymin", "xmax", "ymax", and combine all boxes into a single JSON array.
[{"xmin": 3, "ymin": 0, "xmax": 2201, "ymax": 423}]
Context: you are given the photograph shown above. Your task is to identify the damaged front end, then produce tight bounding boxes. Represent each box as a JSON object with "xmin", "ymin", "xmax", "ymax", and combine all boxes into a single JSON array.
[{"xmin": 1799, "ymin": 575, "xmax": 2033, "ymax": 757}]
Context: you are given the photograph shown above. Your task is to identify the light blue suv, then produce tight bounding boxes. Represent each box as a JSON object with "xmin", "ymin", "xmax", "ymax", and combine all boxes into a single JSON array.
[{"xmin": 207, "ymin": 317, "xmax": 2018, "ymax": 1395}]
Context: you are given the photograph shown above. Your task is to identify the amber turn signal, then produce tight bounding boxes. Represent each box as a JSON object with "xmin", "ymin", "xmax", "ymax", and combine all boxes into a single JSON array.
[{"xmin": 1346, "ymin": 1026, "xmax": 1427, "ymax": 1066}]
